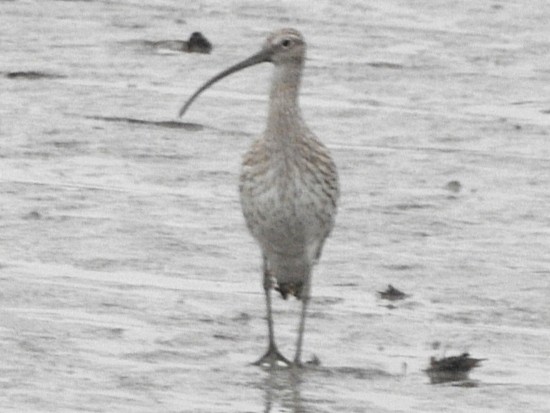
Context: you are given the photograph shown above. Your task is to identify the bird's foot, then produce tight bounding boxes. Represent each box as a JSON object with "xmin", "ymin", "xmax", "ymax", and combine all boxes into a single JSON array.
[{"xmin": 252, "ymin": 345, "xmax": 292, "ymax": 368}]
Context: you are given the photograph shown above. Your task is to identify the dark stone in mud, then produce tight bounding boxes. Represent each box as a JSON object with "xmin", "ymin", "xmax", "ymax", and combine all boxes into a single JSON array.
[
  {"xmin": 22, "ymin": 211, "xmax": 42, "ymax": 220},
  {"xmin": 378, "ymin": 284, "xmax": 408, "ymax": 301},
  {"xmin": 425, "ymin": 352, "xmax": 485, "ymax": 384},
  {"xmin": 144, "ymin": 32, "xmax": 212, "ymax": 54},
  {"xmin": 445, "ymin": 180, "xmax": 462, "ymax": 193}
]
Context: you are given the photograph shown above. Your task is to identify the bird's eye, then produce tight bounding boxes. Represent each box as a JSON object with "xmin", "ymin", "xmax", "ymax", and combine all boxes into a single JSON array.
[{"xmin": 281, "ymin": 39, "xmax": 291, "ymax": 48}]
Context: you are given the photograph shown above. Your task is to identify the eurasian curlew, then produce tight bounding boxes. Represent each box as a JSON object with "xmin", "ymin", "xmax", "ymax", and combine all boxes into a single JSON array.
[{"xmin": 179, "ymin": 28, "xmax": 339, "ymax": 367}]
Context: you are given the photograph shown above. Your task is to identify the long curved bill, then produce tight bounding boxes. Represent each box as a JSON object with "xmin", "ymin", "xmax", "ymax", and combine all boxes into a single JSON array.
[{"xmin": 178, "ymin": 48, "xmax": 271, "ymax": 117}]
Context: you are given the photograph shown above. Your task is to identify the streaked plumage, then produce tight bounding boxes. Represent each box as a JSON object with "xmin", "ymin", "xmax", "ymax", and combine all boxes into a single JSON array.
[
  {"xmin": 240, "ymin": 122, "xmax": 338, "ymax": 299},
  {"xmin": 179, "ymin": 28, "xmax": 339, "ymax": 367}
]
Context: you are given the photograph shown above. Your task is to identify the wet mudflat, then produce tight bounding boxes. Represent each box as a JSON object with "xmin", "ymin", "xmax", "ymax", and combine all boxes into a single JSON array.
[{"xmin": 1, "ymin": 0, "xmax": 550, "ymax": 412}]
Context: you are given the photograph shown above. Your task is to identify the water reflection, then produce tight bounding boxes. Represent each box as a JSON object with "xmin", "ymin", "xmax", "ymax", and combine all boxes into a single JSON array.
[
  {"xmin": 260, "ymin": 364, "xmax": 391, "ymax": 411},
  {"xmin": 263, "ymin": 368, "xmax": 306, "ymax": 413}
]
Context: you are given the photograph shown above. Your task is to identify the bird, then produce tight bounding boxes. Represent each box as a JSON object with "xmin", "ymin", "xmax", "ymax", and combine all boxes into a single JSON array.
[
  {"xmin": 148, "ymin": 32, "xmax": 212, "ymax": 54},
  {"xmin": 179, "ymin": 28, "xmax": 339, "ymax": 367}
]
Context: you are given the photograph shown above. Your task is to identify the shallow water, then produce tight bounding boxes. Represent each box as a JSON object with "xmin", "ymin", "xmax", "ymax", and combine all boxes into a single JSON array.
[{"xmin": 1, "ymin": 0, "xmax": 550, "ymax": 412}]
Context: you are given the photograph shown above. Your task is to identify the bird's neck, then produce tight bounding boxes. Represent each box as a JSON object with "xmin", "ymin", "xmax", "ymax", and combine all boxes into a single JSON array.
[{"xmin": 265, "ymin": 63, "xmax": 305, "ymax": 148}]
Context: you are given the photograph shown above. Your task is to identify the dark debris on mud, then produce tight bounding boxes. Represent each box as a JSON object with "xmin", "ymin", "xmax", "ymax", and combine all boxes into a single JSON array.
[
  {"xmin": 5, "ymin": 70, "xmax": 66, "ymax": 80},
  {"xmin": 378, "ymin": 284, "xmax": 409, "ymax": 301},
  {"xmin": 425, "ymin": 352, "xmax": 486, "ymax": 384},
  {"xmin": 143, "ymin": 31, "xmax": 213, "ymax": 54}
]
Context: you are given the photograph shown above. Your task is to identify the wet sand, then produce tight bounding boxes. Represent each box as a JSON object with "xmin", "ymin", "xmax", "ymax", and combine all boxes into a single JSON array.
[{"xmin": 1, "ymin": 1, "xmax": 550, "ymax": 411}]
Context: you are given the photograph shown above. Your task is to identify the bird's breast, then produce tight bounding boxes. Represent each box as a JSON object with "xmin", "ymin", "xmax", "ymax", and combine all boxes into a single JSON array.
[{"xmin": 239, "ymin": 143, "xmax": 338, "ymax": 256}]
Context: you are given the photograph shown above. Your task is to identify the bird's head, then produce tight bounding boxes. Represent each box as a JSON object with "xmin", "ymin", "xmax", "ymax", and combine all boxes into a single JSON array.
[{"xmin": 178, "ymin": 28, "xmax": 306, "ymax": 117}]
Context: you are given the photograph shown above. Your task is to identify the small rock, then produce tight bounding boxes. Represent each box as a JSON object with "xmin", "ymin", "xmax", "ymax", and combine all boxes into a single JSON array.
[
  {"xmin": 444, "ymin": 180, "xmax": 462, "ymax": 193},
  {"xmin": 378, "ymin": 284, "xmax": 408, "ymax": 301},
  {"xmin": 425, "ymin": 352, "xmax": 485, "ymax": 384},
  {"xmin": 23, "ymin": 211, "xmax": 42, "ymax": 220}
]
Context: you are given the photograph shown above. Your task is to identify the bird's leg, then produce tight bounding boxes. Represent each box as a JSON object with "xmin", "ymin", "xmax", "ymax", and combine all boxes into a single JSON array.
[
  {"xmin": 293, "ymin": 272, "xmax": 311, "ymax": 367},
  {"xmin": 253, "ymin": 255, "xmax": 291, "ymax": 367}
]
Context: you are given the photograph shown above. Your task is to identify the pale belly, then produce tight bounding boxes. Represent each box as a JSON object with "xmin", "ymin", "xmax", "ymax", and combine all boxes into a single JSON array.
[{"xmin": 239, "ymin": 161, "xmax": 335, "ymax": 261}]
